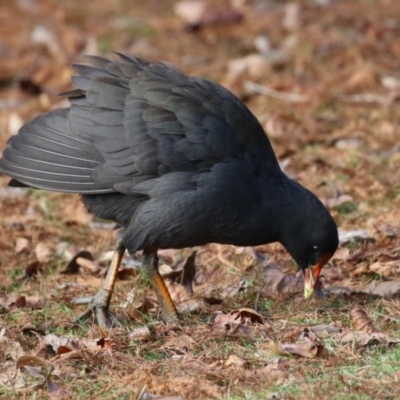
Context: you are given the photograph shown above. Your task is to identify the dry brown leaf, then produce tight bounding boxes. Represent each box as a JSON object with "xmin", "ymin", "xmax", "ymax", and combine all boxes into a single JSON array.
[
  {"xmin": 165, "ymin": 280, "xmax": 191, "ymax": 304},
  {"xmin": 137, "ymin": 386, "xmax": 185, "ymax": 400},
  {"xmin": 181, "ymin": 251, "xmax": 197, "ymax": 295},
  {"xmin": 332, "ymin": 247, "xmax": 350, "ymax": 261},
  {"xmin": 333, "ymin": 331, "xmax": 400, "ymax": 346},
  {"xmin": 212, "ymin": 312, "xmax": 255, "ymax": 339},
  {"xmin": 321, "ymin": 194, "xmax": 354, "ymax": 209},
  {"xmin": 349, "ymin": 303, "xmax": 377, "ymax": 334},
  {"xmin": 43, "ymin": 334, "xmax": 76, "ymax": 354},
  {"xmin": 34, "ymin": 242, "xmax": 52, "ymax": 263},
  {"xmin": 362, "ymin": 280, "xmax": 400, "ymax": 297},
  {"xmin": 276, "ymin": 337, "xmax": 321, "ymax": 358},
  {"xmin": 345, "ymin": 66, "xmax": 376, "ymax": 90},
  {"xmin": 232, "ymin": 308, "xmax": 264, "ymax": 324},
  {"xmin": 22, "ymin": 261, "xmax": 41, "ymax": 279},
  {"xmin": 369, "ymin": 261, "xmax": 400, "ymax": 279},
  {"xmin": 338, "ymin": 229, "xmax": 374, "ymax": 245},
  {"xmin": 378, "ymin": 224, "xmax": 399, "ymax": 238},
  {"xmin": 136, "ymin": 296, "xmax": 156, "ymax": 315},
  {"xmin": 308, "ymin": 325, "xmax": 342, "ymax": 334},
  {"xmin": 225, "ymin": 354, "xmax": 247, "ymax": 368},
  {"xmin": 15, "ymin": 237, "xmax": 29, "ymax": 253},
  {"xmin": 61, "ymin": 198, "xmax": 92, "ymax": 225},
  {"xmin": 0, "ymin": 294, "xmax": 43, "ymax": 310},
  {"xmin": 129, "ymin": 327, "xmax": 151, "ymax": 341},
  {"xmin": 16, "ymin": 354, "xmax": 50, "ymax": 370},
  {"xmin": 163, "ymin": 251, "xmax": 197, "ymax": 295},
  {"xmin": 255, "ymin": 358, "xmax": 287, "ymax": 378},
  {"xmin": 262, "ymin": 263, "xmax": 303, "ymax": 296},
  {"xmin": 96, "ymin": 337, "xmax": 112, "ymax": 351},
  {"xmin": 76, "ymin": 275, "xmax": 102, "ymax": 288},
  {"xmin": 77, "ymin": 257, "xmax": 102, "ymax": 274},
  {"xmin": 46, "ymin": 377, "xmax": 69, "ymax": 399},
  {"xmin": 174, "ymin": 1, "xmax": 242, "ymax": 29},
  {"xmin": 177, "ymin": 297, "xmax": 205, "ymax": 315},
  {"xmin": 117, "ymin": 267, "xmax": 136, "ymax": 280},
  {"xmin": 61, "ymin": 250, "xmax": 96, "ymax": 274},
  {"xmin": 351, "ymin": 262, "xmax": 400, "ymax": 278},
  {"xmin": 5, "ymin": 341, "xmax": 26, "ymax": 361}
]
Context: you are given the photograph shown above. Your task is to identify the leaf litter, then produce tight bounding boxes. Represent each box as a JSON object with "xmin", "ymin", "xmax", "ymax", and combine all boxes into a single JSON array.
[{"xmin": 1, "ymin": 0, "xmax": 400, "ymax": 399}]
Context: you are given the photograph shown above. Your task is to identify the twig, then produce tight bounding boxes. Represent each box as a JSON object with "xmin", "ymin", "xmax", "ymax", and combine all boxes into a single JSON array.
[{"xmin": 244, "ymin": 80, "xmax": 309, "ymax": 102}]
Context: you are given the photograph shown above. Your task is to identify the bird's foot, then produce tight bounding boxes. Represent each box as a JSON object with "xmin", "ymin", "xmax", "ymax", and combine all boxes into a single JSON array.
[{"xmin": 72, "ymin": 292, "xmax": 122, "ymax": 329}]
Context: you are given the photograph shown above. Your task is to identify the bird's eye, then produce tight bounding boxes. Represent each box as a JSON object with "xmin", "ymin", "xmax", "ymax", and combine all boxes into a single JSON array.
[{"xmin": 312, "ymin": 245, "xmax": 318, "ymax": 251}]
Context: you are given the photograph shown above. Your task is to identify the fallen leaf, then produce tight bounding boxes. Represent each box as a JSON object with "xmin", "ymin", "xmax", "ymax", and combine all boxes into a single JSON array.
[
  {"xmin": 333, "ymin": 331, "xmax": 400, "ymax": 346},
  {"xmin": 61, "ymin": 197, "xmax": 92, "ymax": 225},
  {"xmin": 11, "ymin": 295, "xmax": 27, "ymax": 308},
  {"xmin": 163, "ymin": 251, "xmax": 197, "ymax": 295},
  {"xmin": 174, "ymin": 1, "xmax": 242, "ymax": 30},
  {"xmin": 6, "ymin": 341, "xmax": 26, "ymax": 361},
  {"xmin": 334, "ymin": 138, "xmax": 365, "ymax": 150},
  {"xmin": 212, "ymin": 312, "xmax": 255, "ymax": 339},
  {"xmin": 181, "ymin": 251, "xmax": 197, "ymax": 295},
  {"xmin": 338, "ymin": 229, "xmax": 374, "ymax": 244},
  {"xmin": 42, "ymin": 334, "xmax": 76, "ymax": 354},
  {"xmin": 22, "ymin": 326, "xmax": 46, "ymax": 337},
  {"xmin": 174, "ymin": 1, "xmax": 206, "ymax": 25},
  {"xmin": 177, "ymin": 297, "xmax": 205, "ymax": 315},
  {"xmin": 0, "ymin": 294, "xmax": 42, "ymax": 310},
  {"xmin": 137, "ymin": 386, "xmax": 185, "ymax": 400},
  {"xmin": 166, "ymin": 280, "xmax": 191, "ymax": 304},
  {"xmin": 232, "ymin": 308, "xmax": 264, "ymax": 324},
  {"xmin": 378, "ymin": 224, "xmax": 399, "ymax": 238},
  {"xmin": 61, "ymin": 250, "xmax": 96, "ymax": 274},
  {"xmin": 321, "ymin": 194, "xmax": 354, "ymax": 209},
  {"xmin": 282, "ymin": 2, "xmax": 300, "ymax": 31},
  {"xmin": 349, "ymin": 303, "xmax": 377, "ymax": 333},
  {"xmin": 369, "ymin": 261, "xmax": 400, "ymax": 279},
  {"xmin": 276, "ymin": 337, "xmax": 321, "ymax": 358},
  {"xmin": 8, "ymin": 112, "xmax": 24, "ymax": 136},
  {"xmin": 308, "ymin": 325, "xmax": 342, "ymax": 334},
  {"xmin": 96, "ymin": 337, "xmax": 112, "ymax": 351},
  {"xmin": 18, "ymin": 261, "xmax": 41, "ymax": 281},
  {"xmin": 117, "ymin": 267, "xmax": 136, "ymax": 280},
  {"xmin": 46, "ymin": 377, "xmax": 69, "ymax": 399},
  {"xmin": 136, "ymin": 296, "xmax": 156, "ymax": 315},
  {"xmin": 255, "ymin": 358, "xmax": 287, "ymax": 378},
  {"xmin": 15, "ymin": 237, "xmax": 29, "ymax": 253},
  {"xmin": 362, "ymin": 280, "xmax": 400, "ymax": 297},
  {"xmin": 262, "ymin": 263, "xmax": 303, "ymax": 296},
  {"xmin": 225, "ymin": 354, "xmax": 247, "ymax": 367},
  {"xmin": 76, "ymin": 275, "xmax": 102, "ymax": 288},
  {"xmin": 129, "ymin": 327, "xmax": 151, "ymax": 341},
  {"xmin": 34, "ymin": 242, "xmax": 52, "ymax": 263},
  {"xmin": 16, "ymin": 354, "xmax": 50, "ymax": 370}
]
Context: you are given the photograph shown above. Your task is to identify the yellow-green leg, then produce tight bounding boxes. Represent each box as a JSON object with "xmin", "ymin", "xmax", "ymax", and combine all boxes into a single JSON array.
[
  {"xmin": 73, "ymin": 236, "xmax": 125, "ymax": 328},
  {"xmin": 142, "ymin": 249, "xmax": 180, "ymax": 322}
]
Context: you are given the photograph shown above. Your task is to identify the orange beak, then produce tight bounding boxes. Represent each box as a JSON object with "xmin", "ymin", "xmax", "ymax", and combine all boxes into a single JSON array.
[{"xmin": 304, "ymin": 253, "xmax": 332, "ymax": 299}]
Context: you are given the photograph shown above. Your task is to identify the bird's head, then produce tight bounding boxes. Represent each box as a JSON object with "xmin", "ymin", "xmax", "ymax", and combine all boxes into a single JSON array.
[{"xmin": 279, "ymin": 188, "xmax": 339, "ymax": 299}]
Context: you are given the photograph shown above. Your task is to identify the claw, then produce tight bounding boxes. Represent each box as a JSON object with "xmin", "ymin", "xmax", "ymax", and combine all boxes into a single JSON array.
[
  {"xmin": 74, "ymin": 304, "xmax": 123, "ymax": 329},
  {"xmin": 72, "ymin": 237, "xmax": 126, "ymax": 329}
]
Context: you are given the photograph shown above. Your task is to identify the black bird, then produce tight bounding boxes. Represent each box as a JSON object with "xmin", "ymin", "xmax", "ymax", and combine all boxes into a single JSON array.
[{"xmin": 0, "ymin": 53, "xmax": 338, "ymax": 327}]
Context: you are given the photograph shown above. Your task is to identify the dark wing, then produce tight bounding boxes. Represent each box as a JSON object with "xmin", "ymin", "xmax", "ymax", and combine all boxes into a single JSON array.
[{"xmin": 0, "ymin": 53, "xmax": 276, "ymax": 194}]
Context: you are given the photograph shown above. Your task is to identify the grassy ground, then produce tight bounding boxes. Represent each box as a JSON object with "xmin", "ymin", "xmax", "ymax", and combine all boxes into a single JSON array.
[{"xmin": 1, "ymin": 0, "xmax": 400, "ymax": 398}]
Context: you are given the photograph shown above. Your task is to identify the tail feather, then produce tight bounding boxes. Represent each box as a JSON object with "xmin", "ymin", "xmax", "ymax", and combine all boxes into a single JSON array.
[{"xmin": 0, "ymin": 108, "xmax": 114, "ymax": 193}]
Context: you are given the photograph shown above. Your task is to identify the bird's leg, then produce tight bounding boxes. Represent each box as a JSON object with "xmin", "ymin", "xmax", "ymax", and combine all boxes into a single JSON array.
[
  {"xmin": 73, "ymin": 232, "xmax": 126, "ymax": 329},
  {"xmin": 142, "ymin": 249, "xmax": 180, "ymax": 322}
]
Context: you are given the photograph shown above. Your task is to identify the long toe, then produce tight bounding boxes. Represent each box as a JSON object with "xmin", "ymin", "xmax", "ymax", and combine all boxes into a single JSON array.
[
  {"xmin": 72, "ymin": 289, "xmax": 123, "ymax": 329},
  {"xmin": 74, "ymin": 303, "xmax": 123, "ymax": 329}
]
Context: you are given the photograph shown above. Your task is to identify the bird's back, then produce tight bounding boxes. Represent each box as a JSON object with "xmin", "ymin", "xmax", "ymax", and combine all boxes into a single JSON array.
[{"xmin": 0, "ymin": 54, "xmax": 277, "ymax": 195}]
